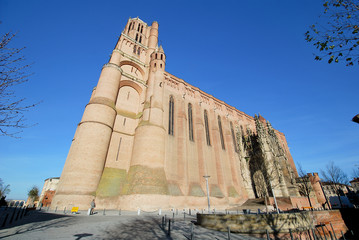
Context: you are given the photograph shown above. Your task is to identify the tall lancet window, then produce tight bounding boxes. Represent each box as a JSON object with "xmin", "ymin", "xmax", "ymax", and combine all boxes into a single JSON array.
[
  {"xmin": 168, "ymin": 96, "xmax": 174, "ymax": 135},
  {"xmin": 218, "ymin": 115, "xmax": 225, "ymax": 150},
  {"xmin": 230, "ymin": 122, "xmax": 238, "ymax": 152},
  {"xmin": 188, "ymin": 103, "xmax": 194, "ymax": 141},
  {"xmin": 204, "ymin": 110, "xmax": 211, "ymax": 146}
]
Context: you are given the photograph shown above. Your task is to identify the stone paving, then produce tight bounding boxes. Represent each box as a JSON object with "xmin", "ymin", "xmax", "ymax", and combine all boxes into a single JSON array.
[{"xmin": 0, "ymin": 209, "xmax": 264, "ymax": 240}]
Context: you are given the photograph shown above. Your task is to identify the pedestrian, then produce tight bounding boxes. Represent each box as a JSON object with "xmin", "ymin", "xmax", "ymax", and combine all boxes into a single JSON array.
[{"xmin": 90, "ymin": 199, "xmax": 96, "ymax": 215}]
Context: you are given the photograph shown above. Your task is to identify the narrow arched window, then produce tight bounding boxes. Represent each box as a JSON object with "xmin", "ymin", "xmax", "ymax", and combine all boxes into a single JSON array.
[
  {"xmin": 188, "ymin": 103, "xmax": 194, "ymax": 141},
  {"xmin": 137, "ymin": 24, "xmax": 140, "ymax": 31},
  {"xmin": 128, "ymin": 23, "xmax": 132, "ymax": 33},
  {"xmin": 154, "ymin": 63, "xmax": 157, "ymax": 67},
  {"xmin": 168, "ymin": 96, "xmax": 174, "ymax": 135},
  {"xmin": 132, "ymin": 22, "xmax": 134, "ymax": 29},
  {"xmin": 230, "ymin": 122, "xmax": 238, "ymax": 152},
  {"xmin": 139, "ymin": 36, "xmax": 142, "ymax": 43},
  {"xmin": 218, "ymin": 116, "xmax": 225, "ymax": 150},
  {"xmin": 137, "ymin": 47, "xmax": 140, "ymax": 55},
  {"xmin": 133, "ymin": 45, "xmax": 136, "ymax": 53},
  {"xmin": 155, "ymin": 53, "xmax": 158, "ymax": 59},
  {"xmin": 135, "ymin": 34, "xmax": 138, "ymax": 41},
  {"xmin": 140, "ymin": 25, "xmax": 143, "ymax": 33},
  {"xmin": 204, "ymin": 110, "xmax": 211, "ymax": 146},
  {"xmin": 161, "ymin": 54, "xmax": 163, "ymax": 60}
]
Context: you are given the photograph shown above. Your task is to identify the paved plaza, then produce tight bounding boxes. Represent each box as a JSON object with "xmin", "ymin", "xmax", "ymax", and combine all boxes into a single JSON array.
[{"xmin": 0, "ymin": 209, "xmax": 264, "ymax": 240}]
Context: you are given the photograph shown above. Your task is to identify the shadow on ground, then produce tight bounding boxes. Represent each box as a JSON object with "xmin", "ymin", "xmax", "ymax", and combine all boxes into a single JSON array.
[
  {"xmin": 0, "ymin": 211, "xmax": 75, "ymax": 239},
  {"xmin": 101, "ymin": 216, "xmax": 170, "ymax": 240}
]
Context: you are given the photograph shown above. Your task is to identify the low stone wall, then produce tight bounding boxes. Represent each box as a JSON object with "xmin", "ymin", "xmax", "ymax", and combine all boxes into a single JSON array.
[
  {"xmin": 197, "ymin": 210, "xmax": 348, "ymax": 236},
  {"xmin": 197, "ymin": 212, "xmax": 313, "ymax": 234}
]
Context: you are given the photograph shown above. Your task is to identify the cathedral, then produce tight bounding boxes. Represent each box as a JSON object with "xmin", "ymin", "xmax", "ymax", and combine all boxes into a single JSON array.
[{"xmin": 52, "ymin": 17, "xmax": 312, "ymax": 211}]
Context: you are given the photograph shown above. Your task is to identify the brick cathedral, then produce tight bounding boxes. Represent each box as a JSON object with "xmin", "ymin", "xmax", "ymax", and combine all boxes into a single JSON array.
[{"xmin": 52, "ymin": 17, "xmax": 324, "ymax": 210}]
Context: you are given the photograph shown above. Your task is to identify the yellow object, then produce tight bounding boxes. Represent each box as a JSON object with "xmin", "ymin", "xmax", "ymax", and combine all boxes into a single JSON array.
[{"xmin": 71, "ymin": 207, "xmax": 79, "ymax": 213}]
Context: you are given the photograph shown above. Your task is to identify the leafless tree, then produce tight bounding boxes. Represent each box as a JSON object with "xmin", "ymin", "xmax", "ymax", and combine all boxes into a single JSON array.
[
  {"xmin": 320, "ymin": 161, "xmax": 349, "ymax": 208},
  {"xmin": 0, "ymin": 32, "xmax": 39, "ymax": 137},
  {"xmin": 0, "ymin": 178, "xmax": 10, "ymax": 198},
  {"xmin": 296, "ymin": 163, "xmax": 313, "ymax": 208},
  {"xmin": 352, "ymin": 166, "xmax": 359, "ymax": 178}
]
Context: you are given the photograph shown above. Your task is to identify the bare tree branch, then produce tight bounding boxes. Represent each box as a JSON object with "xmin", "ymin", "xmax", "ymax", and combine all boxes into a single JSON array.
[
  {"xmin": 0, "ymin": 32, "xmax": 40, "ymax": 137},
  {"xmin": 320, "ymin": 161, "xmax": 348, "ymax": 207},
  {"xmin": 305, "ymin": 0, "xmax": 359, "ymax": 66},
  {"xmin": 296, "ymin": 163, "xmax": 313, "ymax": 208}
]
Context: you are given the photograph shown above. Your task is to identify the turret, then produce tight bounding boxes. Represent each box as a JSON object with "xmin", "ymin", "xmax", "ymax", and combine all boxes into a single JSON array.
[
  {"xmin": 148, "ymin": 21, "xmax": 159, "ymax": 49},
  {"xmin": 150, "ymin": 46, "xmax": 166, "ymax": 72}
]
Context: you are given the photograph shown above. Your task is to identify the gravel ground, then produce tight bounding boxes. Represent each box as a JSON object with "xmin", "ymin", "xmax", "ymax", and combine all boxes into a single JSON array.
[{"xmin": 0, "ymin": 209, "xmax": 264, "ymax": 240}]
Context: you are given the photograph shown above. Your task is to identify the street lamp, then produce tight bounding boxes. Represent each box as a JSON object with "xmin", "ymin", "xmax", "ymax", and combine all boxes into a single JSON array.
[{"xmin": 203, "ymin": 175, "xmax": 210, "ymax": 213}]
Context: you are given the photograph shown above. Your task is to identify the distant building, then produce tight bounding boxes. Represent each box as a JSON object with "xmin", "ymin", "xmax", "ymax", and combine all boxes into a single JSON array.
[
  {"xmin": 321, "ymin": 182, "xmax": 354, "ymax": 208},
  {"xmin": 38, "ymin": 177, "xmax": 59, "ymax": 207},
  {"xmin": 350, "ymin": 178, "xmax": 359, "ymax": 193}
]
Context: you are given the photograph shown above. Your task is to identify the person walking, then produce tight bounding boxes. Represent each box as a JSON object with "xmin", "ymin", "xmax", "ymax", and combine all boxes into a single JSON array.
[{"xmin": 90, "ymin": 199, "xmax": 96, "ymax": 215}]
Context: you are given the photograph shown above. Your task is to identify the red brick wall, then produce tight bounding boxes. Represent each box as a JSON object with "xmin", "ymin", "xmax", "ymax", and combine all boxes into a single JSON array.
[
  {"xmin": 312, "ymin": 210, "xmax": 348, "ymax": 239},
  {"xmin": 41, "ymin": 190, "xmax": 55, "ymax": 207}
]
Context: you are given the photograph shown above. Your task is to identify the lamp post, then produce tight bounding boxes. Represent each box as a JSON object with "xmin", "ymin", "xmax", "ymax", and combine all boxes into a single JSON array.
[
  {"xmin": 203, "ymin": 176, "xmax": 210, "ymax": 213},
  {"xmin": 268, "ymin": 180, "xmax": 279, "ymax": 214}
]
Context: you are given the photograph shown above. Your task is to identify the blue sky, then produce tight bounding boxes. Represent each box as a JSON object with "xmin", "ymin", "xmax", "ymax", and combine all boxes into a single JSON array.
[{"xmin": 1, "ymin": 0, "xmax": 358, "ymax": 200}]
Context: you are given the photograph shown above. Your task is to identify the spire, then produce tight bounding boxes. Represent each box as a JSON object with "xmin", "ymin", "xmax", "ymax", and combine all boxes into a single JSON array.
[{"xmin": 158, "ymin": 45, "xmax": 164, "ymax": 53}]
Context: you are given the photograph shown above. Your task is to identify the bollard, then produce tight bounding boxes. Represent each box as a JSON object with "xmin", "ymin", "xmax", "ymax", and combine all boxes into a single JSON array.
[
  {"xmin": 189, "ymin": 209, "xmax": 191, "ymax": 215},
  {"xmin": 119, "ymin": 209, "xmax": 121, "ymax": 216},
  {"xmin": 55, "ymin": 206, "xmax": 57, "ymax": 213},
  {"xmin": 176, "ymin": 208, "xmax": 178, "ymax": 215},
  {"xmin": 159, "ymin": 209, "xmax": 161, "ymax": 216},
  {"xmin": 103, "ymin": 208, "xmax": 106, "ymax": 215},
  {"xmin": 311, "ymin": 228, "xmax": 317, "ymax": 240},
  {"xmin": 64, "ymin": 207, "xmax": 67, "ymax": 214},
  {"xmin": 1, "ymin": 213, "xmax": 9, "ymax": 228},
  {"xmin": 20, "ymin": 207, "xmax": 25, "ymax": 219},
  {"xmin": 15, "ymin": 208, "xmax": 20, "ymax": 221},
  {"xmin": 184, "ymin": 212, "xmax": 186, "ymax": 221},
  {"xmin": 173, "ymin": 212, "xmax": 175, "ymax": 219},
  {"xmin": 167, "ymin": 219, "xmax": 171, "ymax": 236},
  {"xmin": 227, "ymin": 226, "xmax": 231, "ymax": 240},
  {"xmin": 341, "ymin": 231, "xmax": 346, "ymax": 240},
  {"xmin": 289, "ymin": 229, "xmax": 293, "ymax": 240},
  {"xmin": 266, "ymin": 229, "xmax": 270, "ymax": 240},
  {"xmin": 162, "ymin": 216, "xmax": 165, "ymax": 229},
  {"xmin": 320, "ymin": 225, "xmax": 328, "ymax": 240},
  {"xmin": 137, "ymin": 208, "xmax": 141, "ymax": 216},
  {"xmin": 330, "ymin": 223, "xmax": 337, "ymax": 240},
  {"xmin": 329, "ymin": 231, "xmax": 333, "ymax": 240},
  {"xmin": 190, "ymin": 222, "xmax": 194, "ymax": 240},
  {"xmin": 201, "ymin": 209, "xmax": 203, "ymax": 214},
  {"xmin": 9, "ymin": 208, "xmax": 16, "ymax": 224}
]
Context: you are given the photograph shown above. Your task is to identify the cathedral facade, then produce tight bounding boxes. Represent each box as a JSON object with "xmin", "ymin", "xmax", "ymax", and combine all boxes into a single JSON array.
[{"xmin": 52, "ymin": 18, "xmax": 303, "ymax": 210}]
